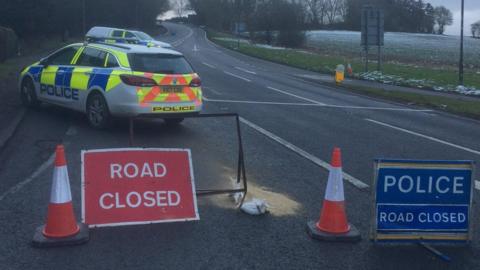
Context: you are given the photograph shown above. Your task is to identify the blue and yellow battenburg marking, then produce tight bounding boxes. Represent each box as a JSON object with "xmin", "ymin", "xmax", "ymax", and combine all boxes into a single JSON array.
[{"xmin": 24, "ymin": 65, "xmax": 126, "ymax": 101}]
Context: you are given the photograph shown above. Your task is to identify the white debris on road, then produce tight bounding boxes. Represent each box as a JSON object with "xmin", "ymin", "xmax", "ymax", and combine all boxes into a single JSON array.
[
  {"xmin": 240, "ymin": 199, "xmax": 269, "ymax": 215},
  {"xmin": 230, "ymin": 177, "xmax": 244, "ymax": 205}
]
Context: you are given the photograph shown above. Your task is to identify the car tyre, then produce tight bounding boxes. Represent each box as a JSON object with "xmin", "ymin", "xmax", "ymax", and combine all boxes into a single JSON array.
[
  {"xmin": 20, "ymin": 78, "xmax": 40, "ymax": 108},
  {"xmin": 86, "ymin": 92, "xmax": 111, "ymax": 129},
  {"xmin": 164, "ymin": 118, "xmax": 184, "ymax": 126}
]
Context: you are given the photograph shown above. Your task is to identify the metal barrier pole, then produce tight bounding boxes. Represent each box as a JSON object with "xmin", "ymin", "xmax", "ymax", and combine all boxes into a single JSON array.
[{"xmin": 128, "ymin": 113, "xmax": 248, "ymax": 207}]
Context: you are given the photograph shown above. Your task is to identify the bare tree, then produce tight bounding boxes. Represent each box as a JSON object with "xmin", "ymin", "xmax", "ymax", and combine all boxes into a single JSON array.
[
  {"xmin": 472, "ymin": 21, "xmax": 480, "ymax": 38},
  {"xmin": 325, "ymin": 0, "xmax": 347, "ymax": 24},
  {"xmin": 305, "ymin": 0, "xmax": 328, "ymax": 26},
  {"xmin": 433, "ymin": 6, "xmax": 453, "ymax": 35},
  {"xmin": 337, "ymin": 0, "xmax": 347, "ymax": 21},
  {"xmin": 173, "ymin": 0, "xmax": 189, "ymax": 18}
]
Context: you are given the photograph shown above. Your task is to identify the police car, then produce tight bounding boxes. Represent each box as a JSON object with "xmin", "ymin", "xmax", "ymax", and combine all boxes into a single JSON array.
[
  {"xmin": 86, "ymin": 26, "xmax": 173, "ymax": 49},
  {"xmin": 19, "ymin": 42, "xmax": 203, "ymax": 128}
]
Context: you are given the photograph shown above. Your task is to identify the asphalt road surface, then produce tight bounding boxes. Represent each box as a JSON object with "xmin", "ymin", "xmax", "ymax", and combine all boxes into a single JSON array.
[{"xmin": 1, "ymin": 22, "xmax": 480, "ymax": 269}]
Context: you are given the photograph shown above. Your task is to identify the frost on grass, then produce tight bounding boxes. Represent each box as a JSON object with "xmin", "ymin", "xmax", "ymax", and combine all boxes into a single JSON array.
[
  {"xmin": 454, "ymin": 85, "xmax": 480, "ymax": 96},
  {"xmin": 213, "ymin": 37, "xmax": 249, "ymax": 44},
  {"xmin": 254, "ymin": 44, "xmax": 287, "ymax": 50},
  {"xmin": 306, "ymin": 30, "xmax": 480, "ymax": 68},
  {"xmin": 358, "ymin": 71, "xmax": 480, "ymax": 96}
]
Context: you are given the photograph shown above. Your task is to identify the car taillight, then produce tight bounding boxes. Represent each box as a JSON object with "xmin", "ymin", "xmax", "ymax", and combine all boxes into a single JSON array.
[
  {"xmin": 120, "ymin": 75, "xmax": 157, "ymax": 87},
  {"xmin": 189, "ymin": 77, "xmax": 201, "ymax": 87}
]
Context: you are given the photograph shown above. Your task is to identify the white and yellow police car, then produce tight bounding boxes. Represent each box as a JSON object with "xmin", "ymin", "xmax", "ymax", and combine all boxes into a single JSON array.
[
  {"xmin": 19, "ymin": 42, "xmax": 203, "ymax": 128},
  {"xmin": 86, "ymin": 26, "xmax": 173, "ymax": 49}
]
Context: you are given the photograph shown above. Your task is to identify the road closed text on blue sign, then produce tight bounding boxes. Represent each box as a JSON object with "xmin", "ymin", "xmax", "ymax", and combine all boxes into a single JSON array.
[{"xmin": 373, "ymin": 160, "xmax": 474, "ymax": 242}]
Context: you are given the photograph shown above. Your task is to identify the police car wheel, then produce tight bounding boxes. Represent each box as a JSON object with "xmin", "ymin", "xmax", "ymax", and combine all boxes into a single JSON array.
[
  {"xmin": 87, "ymin": 93, "xmax": 111, "ymax": 129},
  {"xmin": 21, "ymin": 79, "xmax": 39, "ymax": 108},
  {"xmin": 164, "ymin": 118, "xmax": 184, "ymax": 126}
]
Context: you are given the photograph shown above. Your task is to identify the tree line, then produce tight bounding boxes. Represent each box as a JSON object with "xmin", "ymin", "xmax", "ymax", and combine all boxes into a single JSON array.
[
  {"xmin": 473, "ymin": 21, "xmax": 480, "ymax": 39},
  {"xmin": 0, "ymin": 0, "xmax": 170, "ymax": 38},
  {"xmin": 187, "ymin": 0, "xmax": 459, "ymax": 47},
  {"xmin": 343, "ymin": 0, "xmax": 453, "ymax": 34},
  {"xmin": 189, "ymin": 0, "xmax": 307, "ymax": 47}
]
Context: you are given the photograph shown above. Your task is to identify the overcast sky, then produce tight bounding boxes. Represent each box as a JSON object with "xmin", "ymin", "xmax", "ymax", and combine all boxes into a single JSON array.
[{"xmin": 428, "ymin": 0, "xmax": 479, "ymax": 35}]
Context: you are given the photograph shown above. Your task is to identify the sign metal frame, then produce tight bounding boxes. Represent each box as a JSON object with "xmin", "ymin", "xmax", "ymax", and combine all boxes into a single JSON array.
[
  {"xmin": 371, "ymin": 159, "xmax": 475, "ymax": 243},
  {"xmin": 128, "ymin": 113, "xmax": 248, "ymax": 204}
]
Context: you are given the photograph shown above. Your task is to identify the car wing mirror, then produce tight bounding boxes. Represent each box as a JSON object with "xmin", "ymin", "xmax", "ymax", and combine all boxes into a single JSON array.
[{"xmin": 39, "ymin": 57, "xmax": 50, "ymax": 67}]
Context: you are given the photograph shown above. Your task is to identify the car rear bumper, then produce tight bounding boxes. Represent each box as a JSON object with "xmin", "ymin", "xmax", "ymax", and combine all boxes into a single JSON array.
[
  {"xmin": 109, "ymin": 101, "xmax": 203, "ymax": 117},
  {"xmin": 105, "ymin": 84, "xmax": 203, "ymax": 117}
]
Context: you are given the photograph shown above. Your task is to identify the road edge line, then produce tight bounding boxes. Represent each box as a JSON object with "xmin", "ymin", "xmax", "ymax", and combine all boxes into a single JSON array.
[
  {"xmin": 365, "ymin": 118, "xmax": 480, "ymax": 156},
  {"xmin": 239, "ymin": 117, "xmax": 369, "ymax": 190},
  {"xmin": 0, "ymin": 152, "xmax": 55, "ymax": 201}
]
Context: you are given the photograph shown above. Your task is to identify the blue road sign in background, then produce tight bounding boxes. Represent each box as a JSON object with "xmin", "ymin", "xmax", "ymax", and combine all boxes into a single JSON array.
[{"xmin": 373, "ymin": 159, "xmax": 474, "ymax": 242}]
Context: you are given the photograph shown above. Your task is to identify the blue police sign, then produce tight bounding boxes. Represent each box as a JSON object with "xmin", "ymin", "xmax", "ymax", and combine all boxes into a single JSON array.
[{"xmin": 373, "ymin": 159, "xmax": 474, "ymax": 242}]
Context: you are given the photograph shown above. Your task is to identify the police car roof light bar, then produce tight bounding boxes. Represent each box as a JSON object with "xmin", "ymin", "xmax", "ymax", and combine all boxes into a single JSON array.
[{"xmin": 84, "ymin": 39, "xmax": 132, "ymax": 50}]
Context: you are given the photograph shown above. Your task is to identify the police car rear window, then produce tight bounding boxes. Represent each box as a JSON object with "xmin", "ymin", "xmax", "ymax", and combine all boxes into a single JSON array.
[{"xmin": 128, "ymin": 54, "xmax": 193, "ymax": 74}]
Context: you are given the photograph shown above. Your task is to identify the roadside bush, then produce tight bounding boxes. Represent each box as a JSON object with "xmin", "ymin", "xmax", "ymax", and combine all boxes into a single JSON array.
[{"xmin": 278, "ymin": 30, "xmax": 305, "ymax": 48}]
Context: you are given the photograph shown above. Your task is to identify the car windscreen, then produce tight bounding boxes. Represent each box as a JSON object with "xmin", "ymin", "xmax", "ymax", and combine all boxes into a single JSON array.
[
  {"xmin": 128, "ymin": 54, "xmax": 194, "ymax": 74},
  {"xmin": 134, "ymin": 31, "xmax": 153, "ymax": 41}
]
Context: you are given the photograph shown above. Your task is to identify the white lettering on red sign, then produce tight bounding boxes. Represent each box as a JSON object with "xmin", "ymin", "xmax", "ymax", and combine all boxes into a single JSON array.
[
  {"xmin": 99, "ymin": 191, "xmax": 181, "ymax": 209},
  {"xmin": 110, "ymin": 162, "xmax": 167, "ymax": 179},
  {"xmin": 82, "ymin": 149, "xmax": 199, "ymax": 227}
]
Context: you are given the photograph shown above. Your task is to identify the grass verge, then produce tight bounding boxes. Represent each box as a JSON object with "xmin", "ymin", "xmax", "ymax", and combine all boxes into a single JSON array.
[
  {"xmin": 207, "ymin": 31, "xmax": 480, "ymax": 90},
  {"xmin": 339, "ymin": 84, "xmax": 480, "ymax": 120}
]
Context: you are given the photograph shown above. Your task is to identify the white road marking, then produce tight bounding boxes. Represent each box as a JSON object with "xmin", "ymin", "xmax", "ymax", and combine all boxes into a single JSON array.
[
  {"xmin": 172, "ymin": 27, "xmax": 194, "ymax": 47},
  {"xmin": 239, "ymin": 117, "xmax": 369, "ymax": 190},
  {"xmin": 204, "ymin": 29, "xmax": 218, "ymax": 49},
  {"xmin": 193, "ymin": 44, "xmax": 199, "ymax": 52},
  {"xmin": 224, "ymin": 71, "xmax": 251, "ymax": 82},
  {"xmin": 267, "ymin": 86, "xmax": 326, "ymax": 105},
  {"xmin": 203, "ymin": 97, "xmax": 432, "ymax": 112},
  {"xmin": 322, "ymin": 105, "xmax": 430, "ymax": 112},
  {"xmin": 202, "ymin": 62, "xmax": 216, "ymax": 69},
  {"xmin": 235, "ymin": 67, "xmax": 257, "ymax": 75},
  {"xmin": 365, "ymin": 118, "xmax": 480, "ymax": 156},
  {"xmin": 475, "ymin": 180, "xmax": 480, "ymax": 191},
  {"xmin": 203, "ymin": 97, "xmax": 314, "ymax": 106},
  {"xmin": 203, "ymin": 87, "xmax": 222, "ymax": 95},
  {"xmin": 0, "ymin": 153, "xmax": 55, "ymax": 201}
]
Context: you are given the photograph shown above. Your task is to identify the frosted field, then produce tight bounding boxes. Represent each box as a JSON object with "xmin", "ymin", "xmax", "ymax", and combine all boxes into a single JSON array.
[{"xmin": 306, "ymin": 31, "xmax": 480, "ymax": 69}]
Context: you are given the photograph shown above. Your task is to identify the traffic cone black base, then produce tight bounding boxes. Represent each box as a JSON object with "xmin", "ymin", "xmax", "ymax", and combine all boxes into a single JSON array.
[
  {"xmin": 32, "ymin": 223, "xmax": 89, "ymax": 248},
  {"xmin": 307, "ymin": 220, "xmax": 361, "ymax": 242}
]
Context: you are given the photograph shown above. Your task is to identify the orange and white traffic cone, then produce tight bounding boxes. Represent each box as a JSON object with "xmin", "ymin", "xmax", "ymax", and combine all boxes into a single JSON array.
[
  {"xmin": 32, "ymin": 145, "xmax": 89, "ymax": 248},
  {"xmin": 346, "ymin": 63, "xmax": 353, "ymax": 77},
  {"xmin": 306, "ymin": 147, "xmax": 361, "ymax": 242}
]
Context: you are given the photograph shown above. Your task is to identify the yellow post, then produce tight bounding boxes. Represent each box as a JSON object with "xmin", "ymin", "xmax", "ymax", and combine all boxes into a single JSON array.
[{"xmin": 335, "ymin": 64, "xmax": 345, "ymax": 84}]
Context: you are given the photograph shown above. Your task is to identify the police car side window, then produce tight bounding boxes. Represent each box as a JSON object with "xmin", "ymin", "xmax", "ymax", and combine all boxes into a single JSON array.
[
  {"xmin": 48, "ymin": 46, "xmax": 79, "ymax": 65},
  {"xmin": 112, "ymin": 30, "xmax": 123, "ymax": 38},
  {"xmin": 125, "ymin": 32, "xmax": 135, "ymax": 38},
  {"xmin": 76, "ymin": 48, "xmax": 107, "ymax": 67},
  {"xmin": 105, "ymin": 53, "xmax": 119, "ymax": 68}
]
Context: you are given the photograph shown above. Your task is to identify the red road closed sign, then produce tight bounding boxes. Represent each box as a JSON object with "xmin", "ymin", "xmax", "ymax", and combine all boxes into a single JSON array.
[{"xmin": 81, "ymin": 148, "xmax": 199, "ymax": 227}]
